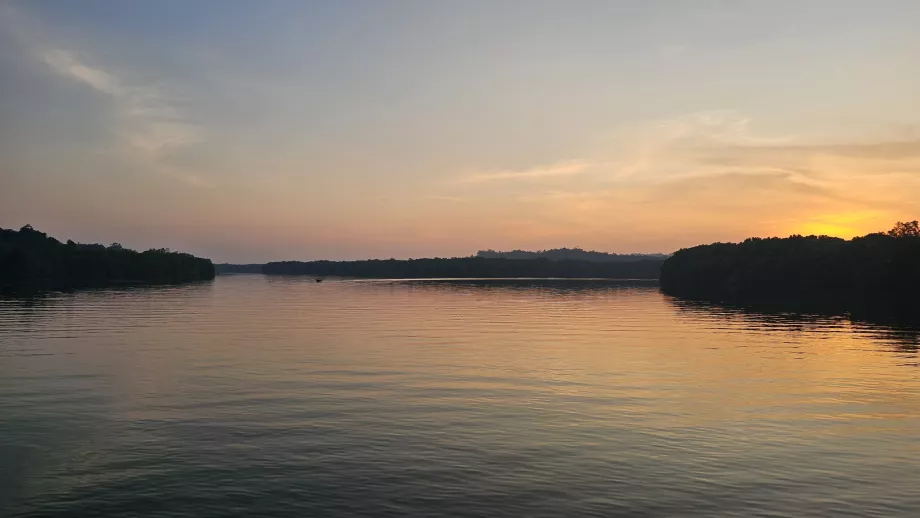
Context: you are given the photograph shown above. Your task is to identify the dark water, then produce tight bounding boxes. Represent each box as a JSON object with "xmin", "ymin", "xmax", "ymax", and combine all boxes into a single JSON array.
[{"xmin": 2, "ymin": 276, "xmax": 919, "ymax": 517}]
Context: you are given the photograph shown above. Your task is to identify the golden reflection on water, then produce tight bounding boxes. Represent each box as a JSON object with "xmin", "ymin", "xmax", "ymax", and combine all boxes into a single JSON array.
[
  {"xmin": 4, "ymin": 277, "xmax": 919, "ymax": 425},
  {"xmin": 2, "ymin": 276, "xmax": 919, "ymax": 516}
]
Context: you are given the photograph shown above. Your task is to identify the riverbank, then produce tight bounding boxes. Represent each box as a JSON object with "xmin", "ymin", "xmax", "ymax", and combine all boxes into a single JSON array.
[
  {"xmin": 660, "ymin": 224, "xmax": 920, "ymax": 315},
  {"xmin": 1, "ymin": 225, "xmax": 215, "ymax": 294}
]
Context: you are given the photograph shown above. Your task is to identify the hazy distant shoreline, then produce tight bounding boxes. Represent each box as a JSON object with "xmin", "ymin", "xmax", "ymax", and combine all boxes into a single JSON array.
[
  {"xmin": 261, "ymin": 257, "xmax": 664, "ymax": 279},
  {"xmin": 475, "ymin": 248, "xmax": 668, "ymax": 262}
]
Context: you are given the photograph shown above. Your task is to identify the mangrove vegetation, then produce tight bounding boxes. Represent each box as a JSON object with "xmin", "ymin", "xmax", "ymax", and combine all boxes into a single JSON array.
[
  {"xmin": 660, "ymin": 221, "xmax": 920, "ymax": 315},
  {"xmin": 1, "ymin": 225, "xmax": 215, "ymax": 293}
]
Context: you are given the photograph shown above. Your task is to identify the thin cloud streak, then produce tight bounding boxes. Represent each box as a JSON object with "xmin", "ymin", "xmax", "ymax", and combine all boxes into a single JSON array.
[
  {"xmin": 439, "ymin": 110, "xmax": 920, "ymax": 249},
  {"xmin": 3, "ymin": 4, "xmax": 208, "ymax": 187},
  {"xmin": 41, "ymin": 50, "xmax": 122, "ymax": 95},
  {"xmin": 459, "ymin": 160, "xmax": 593, "ymax": 183},
  {"xmin": 40, "ymin": 50, "xmax": 206, "ymax": 184}
]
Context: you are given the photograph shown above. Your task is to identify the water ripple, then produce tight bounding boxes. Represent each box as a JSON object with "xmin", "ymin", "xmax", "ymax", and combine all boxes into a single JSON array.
[{"xmin": 1, "ymin": 275, "xmax": 919, "ymax": 517}]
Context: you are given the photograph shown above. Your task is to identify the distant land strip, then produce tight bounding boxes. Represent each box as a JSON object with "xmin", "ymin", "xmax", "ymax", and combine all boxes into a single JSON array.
[
  {"xmin": 260, "ymin": 257, "xmax": 665, "ymax": 279},
  {"xmin": 216, "ymin": 248, "xmax": 669, "ymax": 277},
  {"xmin": 475, "ymin": 248, "xmax": 668, "ymax": 262}
]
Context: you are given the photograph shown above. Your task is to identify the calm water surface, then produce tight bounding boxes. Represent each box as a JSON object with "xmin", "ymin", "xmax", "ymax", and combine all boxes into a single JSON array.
[{"xmin": 1, "ymin": 275, "xmax": 919, "ymax": 517}]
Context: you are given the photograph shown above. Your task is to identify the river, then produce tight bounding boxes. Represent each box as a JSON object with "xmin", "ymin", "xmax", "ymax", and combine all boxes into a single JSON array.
[{"xmin": 2, "ymin": 275, "xmax": 918, "ymax": 517}]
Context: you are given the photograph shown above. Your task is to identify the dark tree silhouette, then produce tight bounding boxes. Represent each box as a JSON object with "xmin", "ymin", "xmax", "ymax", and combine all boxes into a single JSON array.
[
  {"xmin": 660, "ymin": 222, "xmax": 920, "ymax": 316},
  {"xmin": 888, "ymin": 220, "xmax": 920, "ymax": 238},
  {"xmin": 1, "ymin": 225, "xmax": 215, "ymax": 293}
]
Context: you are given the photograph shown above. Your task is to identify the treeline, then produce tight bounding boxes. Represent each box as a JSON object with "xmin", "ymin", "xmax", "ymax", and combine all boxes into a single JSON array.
[
  {"xmin": 476, "ymin": 247, "xmax": 667, "ymax": 262},
  {"xmin": 264, "ymin": 257, "xmax": 665, "ymax": 279},
  {"xmin": 1, "ymin": 225, "xmax": 215, "ymax": 293},
  {"xmin": 660, "ymin": 221, "xmax": 920, "ymax": 313}
]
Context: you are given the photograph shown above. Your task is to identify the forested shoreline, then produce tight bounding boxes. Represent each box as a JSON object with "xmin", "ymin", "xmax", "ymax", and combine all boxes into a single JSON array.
[
  {"xmin": 263, "ymin": 257, "xmax": 665, "ymax": 279},
  {"xmin": 11, "ymin": 220, "xmax": 920, "ymax": 313},
  {"xmin": 660, "ymin": 222, "xmax": 920, "ymax": 315},
  {"xmin": 476, "ymin": 248, "xmax": 667, "ymax": 262},
  {"xmin": 1, "ymin": 225, "xmax": 215, "ymax": 294}
]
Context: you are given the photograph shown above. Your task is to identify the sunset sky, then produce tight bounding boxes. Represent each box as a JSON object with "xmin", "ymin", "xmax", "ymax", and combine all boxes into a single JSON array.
[{"xmin": 2, "ymin": 1, "xmax": 919, "ymax": 262}]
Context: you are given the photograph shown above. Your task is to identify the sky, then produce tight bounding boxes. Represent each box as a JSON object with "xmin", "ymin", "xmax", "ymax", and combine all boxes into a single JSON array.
[{"xmin": 1, "ymin": 1, "xmax": 919, "ymax": 262}]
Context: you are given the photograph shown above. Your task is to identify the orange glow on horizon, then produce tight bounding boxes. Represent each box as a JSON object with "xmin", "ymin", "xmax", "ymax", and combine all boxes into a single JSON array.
[{"xmin": 792, "ymin": 211, "xmax": 895, "ymax": 239}]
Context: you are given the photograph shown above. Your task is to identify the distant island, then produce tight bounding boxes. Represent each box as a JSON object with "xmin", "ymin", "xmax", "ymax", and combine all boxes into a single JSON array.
[
  {"xmin": 476, "ymin": 248, "xmax": 667, "ymax": 262},
  {"xmin": 660, "ymin": 221, "xmax": 920, "ymax": 316},
  {"xmin": 263, "ymin": 257, "xmax": 665, "ymax": 279},
  {"xmin": 219, "ymin": 248, "xmax": 669, "ymax": 278},
  {"xmin": 1, "ymin": 225, "xmax": 215, "ymax": 294}
]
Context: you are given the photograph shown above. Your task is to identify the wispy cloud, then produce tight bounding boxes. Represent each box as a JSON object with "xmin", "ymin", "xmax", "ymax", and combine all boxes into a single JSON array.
[
  {"xmin": 446, "ymin": 110, "xmax": 920, "ymax": 246},
  {"xmin": 41, "ymin": 50, "xmax": 123, "ymax": 95},
  {"xmin": 40, "ymin": 49, "xmax": 207, "ymax": 185},
  {"xmin": 654, "ymin": 110, "xmax": 794, "ymax": 147},
  {"xmin": 729, "ymin": 139, "xmax": 920, "ymax": 162},
  {"xmin": 459, "ymin": 160, "xmax": 592, "ymax": 183},
  {"xmin": 577, "ymin": 110, "xmax": 801, "ymax": 184},
  {"xmin": 3, "ymin": 4, "xmax": 207, "ymax": 186}
]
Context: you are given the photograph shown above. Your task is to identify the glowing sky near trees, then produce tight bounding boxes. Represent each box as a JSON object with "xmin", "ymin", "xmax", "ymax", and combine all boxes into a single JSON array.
[{"xmin": 2, "ymin": 1, "xmax": 919, "ymax": 262}]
